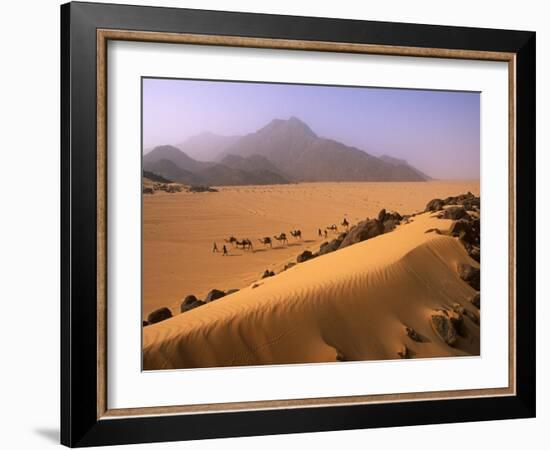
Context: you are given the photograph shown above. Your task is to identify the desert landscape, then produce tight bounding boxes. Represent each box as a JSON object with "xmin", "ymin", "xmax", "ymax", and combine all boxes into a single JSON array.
[{"xmin": 141, "ymin": 79, "xmax": 480, "ymax": 370}]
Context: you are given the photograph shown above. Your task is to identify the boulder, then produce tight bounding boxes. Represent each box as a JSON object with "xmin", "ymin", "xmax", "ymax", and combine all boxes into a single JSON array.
[
  {"xmin": 283, "ymin": 262, "xmax": 296, "ymax": 271},
  {"xmin": 318, "ymin": 238, "xmax": 343, "ymax": 256},
  {"xmin": 431, "ymin": 314, "xmax": 458, "ymax": 346},
  {"xmin": 468, "ymin": 246, "xmax": 480, "ymax": 262},
  {"xmin": 424, "ymin": 228, "xmax": 441, "ymax": 235},
  {"xmin": 339, "ymin": 219, "xmax": 383, "ymax": 249},
  {"xmin": 443, "ymin": 206, "xmax": 468, "ymax": 220},
  {"xmin": 378, "ymin": 209, "xmax": 402, "ymax": 223},
  {"xmin": 406, "ymin": 326, "xmax": 421, "ymax": 342},
  {"xmin": 205, "ymin": 289, "xmax": 226, "ymax": 302},
  {"xmin": 457, "ymin": 263, "xmax": 480, "ymax": 290},
  {"xmin": 180, "ymin": 299, "xmax": 205, "ymax": 313},
  {"xmin": 297, "ymin": 250, "xmax": 314, "ymax": 263},
  {"xmin": 147, "ymin": 307, "xmax": 172, "ymax": 324},
  {"xmin": 470, "ymin": 293, "xmax": 480, "ymax": 309},
  {"xmin": 262, "ymin": 270, "xmax": 275, "ymax": 279},
  {"xmin": 383, "ymin": 219, "xmax": 398, "ymax": 233},
  {"xmin": 181, "ymin": 294, "xmax": 198, "ymax": 306},
  {"xmin": 426, "ymin": 198, "xmax": 445, "ymax": 211},
  {"xmin": 180, "ymin": 295, "xmax": 206, "ymax": 313}
]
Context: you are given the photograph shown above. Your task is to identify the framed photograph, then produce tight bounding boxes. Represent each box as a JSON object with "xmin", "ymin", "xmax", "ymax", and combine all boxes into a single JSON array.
[{"xmin": 61, "ymin": 1, "xmax": 536, "ymax": 447}]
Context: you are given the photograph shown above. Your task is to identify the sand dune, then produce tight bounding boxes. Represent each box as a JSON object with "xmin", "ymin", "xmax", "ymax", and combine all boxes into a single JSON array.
[
  {"xmin": 143, "ymin": 181, "xmax": 479, "ymax": 318},
  {"xmin": 143, "ymin": 211, "xmax": 480, "ymax": 370}
]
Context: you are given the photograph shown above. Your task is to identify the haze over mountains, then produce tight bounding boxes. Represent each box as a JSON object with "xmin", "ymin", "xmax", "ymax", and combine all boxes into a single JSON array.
[{"xmin": 143, "ymin": 117, "xmax": 429, "ymax": 186}]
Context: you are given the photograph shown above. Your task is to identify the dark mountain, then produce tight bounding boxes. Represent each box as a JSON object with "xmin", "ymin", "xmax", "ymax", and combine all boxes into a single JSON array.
[
  {"xmin": 177, "ymin": 132, "xmax": 241, "ymax": 162},
  {"xmin": 222, "ymin": 117, "xmax": 427, "ymax": 182},
  {"xmin": 380, "ymin": 155, "xmax": 432, "ymax": 180},
  {"xmin": 143, "ymin": 146, "xmax": 289, "ymax": 186}
]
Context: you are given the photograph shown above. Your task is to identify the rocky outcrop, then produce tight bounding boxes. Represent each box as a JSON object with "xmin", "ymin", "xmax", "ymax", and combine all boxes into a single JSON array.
[
  {"xmin": 147, "ymin": 307, "xmax": 172, "ymax": 324},
  {"xmin": 457, "ymin": 262, "xmax": 480, "ymax": 290},
  {"xmin": 205, "ymin": 289, "xmax": 226, "ymax": 302},
  {"xmin": 297, "ymin": 250, "xmax": 315, "ymax": 263},
  {"xmin": 339, "ymin": 219, "xmax": 384, "ymax": 249}
]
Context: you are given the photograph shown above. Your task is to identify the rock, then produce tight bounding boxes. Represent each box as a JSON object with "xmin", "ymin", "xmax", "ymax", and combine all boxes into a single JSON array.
[
  {"xmin": 142, "ymin": 187, "xmax": 154, "ymax": 194},
  {"xmin": 379, "ymin": 209, "xmax": 402, "ymax": 224},
  {"xmin": 147, "ymin": 307, "xmax": 172, "ymax": 324},
  {"xmin": 318, "ymin": 238, "xmax": 343, "ymax": 256},
  {"xmin": 181, "ymin": 294, "xmax": 198, "ymax": 306},
  {"xmin": 431, "ymin": 314, "xmax": 458, "ymax": 346},
  {"xmin": 142, "ymin": 320, "xmax": 149, "ymax": 327},
  {"xmin": 426, "ymin": 198, "xmax": 444, "ymax": 211},
  {"xmin": 180, "ymin": 299, "xmax": 205, "ymax": 313},
  {"xmin": 397, "ymin": 345, "xmax": 410, "ymax": 359},
  {"xmin": 180, "ymin": 295, "xmax": 206, "ymax": 313},
  {"xmin": 425, "ymin": 228, "xmax": 441, "ymax": 234},
  {"xmin": 464, "ymin": 309, "xmax": 480, "ymax": 325},
  {"xmin": 262, "ymin": 270, "xmax": 275, "ymax": 279},
  {"xmin": 406, "ymin": 327, "xmax": 422, "ymax": 342},
  {"xmin": 457, "ymin": 263, "xmax": 480, "ymax": 290},
  {"xmin": 339, "ymin": 219, "xmax": 383, "ymax": 249},
  {"xmin": 225, "ymin": 288, "xmax": 239, "ymax": 296},
  {"xmin": 383, "ymin": 219, "xmax": 398, "ymax": 233},
  {"xmin": 470, "ymin": 293, "xmax": 480, "ymax": 309},
  {"xmin": 468, "ymin": 246, "xmax": 480, "ymax": 262},
  {"xmin": 297, "ymin": 250, "xmax": 314, "ymax": 263},
  {"xmin": 451, "ymin": 303, "xmax": 465, "ymax": 314},
  {"xmin": 205, "ymin": 289, "xmax": 226, "ymax": 302},
  {"xmin": 336, "ymin": 350, "xmax": 347, "ymax": 362},
  {"xmin": 188, "ymin": 185, "xmax": 218, "ymax": 193},
  {"xmin": 443, "ymin": 206, "xmax": 468, "ymax": 220}
]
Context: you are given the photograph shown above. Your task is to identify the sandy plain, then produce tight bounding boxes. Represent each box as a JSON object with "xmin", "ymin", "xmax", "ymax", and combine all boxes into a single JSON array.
[{"xmin": 143, "ymin": 181, "xmax": 479, "ymax": 318}]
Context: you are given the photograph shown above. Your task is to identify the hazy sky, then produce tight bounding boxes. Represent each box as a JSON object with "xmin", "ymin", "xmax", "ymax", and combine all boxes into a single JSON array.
[{"xmin": 143, "ymin": 78, "xmax": 480, "ymax": 179}]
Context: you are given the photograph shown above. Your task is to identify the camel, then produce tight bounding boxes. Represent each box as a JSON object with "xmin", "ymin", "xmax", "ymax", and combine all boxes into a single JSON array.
[
  {"xmin": 290, "ymin": 229, "xmax": 302, "ymax": 239},
  {"xmin": 224, "ymin": 236, "xmax": 238, "ymax": 246},
  {"xmin": 236, "ymin": 238, "xmax": 253, "ymax": 251},
  {"xmin": 258, "ymin": 237, "xmax": 272, "ymax": 248},
  {"xmin": 341, "ymin": 218, "xmax": 349, "ymax": 229},
  {"xmin": 273, "ymin": 233, "xmax": 288, "ymax": 246}
]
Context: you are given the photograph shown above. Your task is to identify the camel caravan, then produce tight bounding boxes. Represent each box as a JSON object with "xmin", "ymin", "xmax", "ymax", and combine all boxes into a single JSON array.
[{"xmin": 213, "ymin": 218, "xmax": 348, "ymax": 256}]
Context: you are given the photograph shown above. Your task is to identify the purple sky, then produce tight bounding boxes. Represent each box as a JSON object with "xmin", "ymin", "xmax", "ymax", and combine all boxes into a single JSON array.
[{"xmin": 143, "ymin": 78, "xmax": 480, "ymax": 179}]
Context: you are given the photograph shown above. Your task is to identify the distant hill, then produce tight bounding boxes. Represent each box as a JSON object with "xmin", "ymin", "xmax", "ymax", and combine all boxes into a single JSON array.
[
  {"xmin": 221, "ymin": 117, "xmax": 427, "ymax": 182},
  {"xmin": 380, "ymin": 155, "xmax": 432, "ymax": 180},
  {"xmin": 144, "ymin": 118, "xmax": 430, "ymax": 185},
  {"xmin": 177, "ymin": 132, "xmax": 241, "ymax": 162},
  {"xmin": 143, "ymin": 146, "xmax": 289, "ymax": 186}
]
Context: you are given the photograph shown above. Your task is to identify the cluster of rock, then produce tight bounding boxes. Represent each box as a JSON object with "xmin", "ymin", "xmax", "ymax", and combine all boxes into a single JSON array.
[
  {"xmin": 143, "ymin": 288, "xmax": 239, "ymax": 326},
  {"xmin": 422, "ymin": 192, "xmax": 482, "ymax": 350},
  {"xmin": 295, "ymin": 208, "xmax": 404, "ymax": 265},
  {"xmin": 426, "ymin": 192, "xmax": 480, "ymax": 263},
  {"xmin": 188, "ymin": 185, "xmax": 218, "ymax": 193}
]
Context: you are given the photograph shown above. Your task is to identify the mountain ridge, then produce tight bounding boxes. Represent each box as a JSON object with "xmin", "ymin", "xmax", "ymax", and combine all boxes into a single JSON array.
[{"xmin": 144, "ymin": 117, "xmax": 429, "ymax": 186}]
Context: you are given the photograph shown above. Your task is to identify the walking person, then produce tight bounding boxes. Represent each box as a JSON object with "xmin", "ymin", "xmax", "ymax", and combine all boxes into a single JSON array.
[
  {"xmin": 212, "ymin": 242, "xmax": 219, "ymax": 253},
  {"xmin": 222, "ymin": 245, "xmax": 228, "ymax": 256}
]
